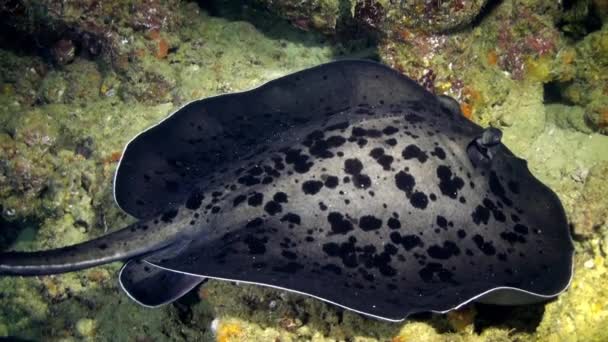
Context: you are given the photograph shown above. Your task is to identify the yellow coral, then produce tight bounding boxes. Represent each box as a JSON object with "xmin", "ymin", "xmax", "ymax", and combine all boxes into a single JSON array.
[
  {"xmin": 525, "ymin": 56, "xmax": 552, "ymax": 82},
  {"xmin": 446, "ymin": 306, "xmax": 476, "ymax": 333},
  {"xmin": 217, "ymin": 321, "xmax": 243, "ymax": 342}
]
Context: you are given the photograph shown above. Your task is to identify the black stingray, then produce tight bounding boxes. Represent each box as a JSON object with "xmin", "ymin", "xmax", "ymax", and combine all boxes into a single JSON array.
[{"xmin": 0, "ymin": 60, "xmax": 573, "ymax": 321}]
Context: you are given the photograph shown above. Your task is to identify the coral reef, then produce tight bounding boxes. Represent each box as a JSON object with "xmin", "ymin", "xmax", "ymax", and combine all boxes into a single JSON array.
[{"xmin": 0, "ymin": 0, "xmax": 607, "ymax": 341}]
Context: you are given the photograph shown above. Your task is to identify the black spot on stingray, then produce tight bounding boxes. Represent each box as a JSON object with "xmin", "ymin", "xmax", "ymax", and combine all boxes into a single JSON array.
[
  {"xmin": 272, "ymin": 262, "xmax": 304, "ymax": 274},
  {"xmin": 370, "ymin": 147, "xmax": 384, "ymax": 159},
  {"xmin": 356, "ymin": 138, "xmax": 368, "ymax": 147},
  {"xmin": 508, "ymin": 180, "xmax": 520, "ymax": 194},
  {"xmin": 353, "ymin": 174, "xmax": 371, "ymax": 189},
  {"xmin": 344, "ymin": 158, "xmax": 372, "ymax": 189},
  {"xmin": 324, "ymin": 175, "xmax": 339, "ymax": 188},
  {"xmin": 244, "ymin": 235, "xmax": 268, "ymax": 254},
  {"xmin": 483, "ymin": 198, "xmax": 506, "ymax": 222},
  {"xmin": 402, "ymin": 145, "xmax": 428, "ymax": 163},
  {"xmin": 344, "ymin": 158, "xmax": 363, "ymax": 174},
  {"xmin": 500, "ymin": 231, "xmax": 526, "ymax": 245},
  {"xmin": 273, "ymin": 192, "xmax": 288, "ymax": 203},
  {"xmin": 370, "ymin": 148, "xmax": 394, "ymax": 170},
  {"xmin": 472, "ymin": 234, "xmax": 496, "ymax": 255},
  {"xmin": 161, "ymin": 209, "xmax": 178, "ymax": 223},
  {"xmin": 233, "ymin": 195, "xmax": 246, "ymax": 207},
  {"xmin": 514, "ymin": 224, "xmax": 529, "ymax": 235},
  {"xmin": 238, "ymin": 175, "xmax": 260, "ymax": 186},
  {"xmin": 395, "ymin": 170, "xmax": 415, "ymax": 195},
  {"xmin": 308, "ymin": 134, "xmax": 346, "ymax": 158},
  {"xmin": 472, "ymin": 204, "xmax": 490, "ymax": 225},
  {"xmin": 185, "ymin": 190, "xmax": 204, "ymax": 210},
  {"xmin": 419, "ymin": 263, "xmax": 456, "ymax": 284},
  {"xmin": 385, "ymin": 138, "xmax": 397, "ymax": 146},
  {"xmin": 489, "ymin": 171, "xmax": 513, "ymax": 206},
  {"xmin": 281, "ymin": 250, "xmax": 298, "ymax": 260},
  {"xmin": 437, "ymin": 165, "xmax": 465, "ymax": 199},
  {"xmin": 283, "ymin": 148, "xmax": 313, "ymax": 173},
  {"xmin": 302, "ymin": 180, "xmax": 324, "ymax": 195},
  {"xmin": 319, "ymin": 202, "xmax": 328, "ymax": 211},
  {"xmin": 98, "ymin": 243, "xmax": 108, "ymax": 250},
  {"xmin": 410, "ymin": 191, "xmax": 428, "ymax": 209},
  {"xmin": 387, "ymin": 217, "xmax": 401, "ymax": 229},
  {"xmin": 391, "ymin": 232, "xmax": 424, "ymax": 251},
  {"xmin": 281, "ymin": 213, "xmax": 301, "ymax": 225},
  {"xmin": 359, "ymin": 215, "xmax": 382, "ymax": 231},
  {"xmin": 352, "ymin": 127, "xmax": 366, "ymax": 137},
  {"xmin": 427, "ymin": 241, "xmax": 461, "ymax": 259},
  {"xmin": 247, "ymin": 166, "xmax": 263, "ymax": 176},
  {"xmin": 322, "ymin": 237, "xmax": 358, "ymax": 268},
  {"xmin": 211, "ymin": 206, "xmax": 221, "ymax": 214},
  {"xmin": 436, "ymin": 216, "xmax": 448, "ymax": 229},
  {"xmin": 248, "ymin": 192, "xmax": 264, "ymax": 206},
  {"xmin": 430, "ymin": 146, "xmax": 446, "ymax": 160},
  {"xmin": 327, "ymin": 212, "xmax": 354, "ymax": 235},
  {"xmin": 457, "ymin": 229, "xmax": 466, "ymax": 239},
  {"xmin": 264, "ymin": 201, "xmax": 282, "ymax": 215},
  {"xmin": 382, "ymin": 126, "xmax": 399, "ymax": 135}
]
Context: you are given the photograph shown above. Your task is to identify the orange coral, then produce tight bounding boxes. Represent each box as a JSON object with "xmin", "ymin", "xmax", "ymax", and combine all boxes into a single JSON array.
[
  {"xmin": 599, "ymin": 109, "xmax": 608, "ymax": 128},
  {"xmin": 156, "ymin": 38, "xmax": 169, "ymax": 59},
  {"xmin": 487, "ymin": 50, "xmax": 498, "ymax": 66},
  {"xmin": 145, "ymin": 29, "xmax": 169, "ymax": 59},
  {"xmin": 460, "ymin": 102, "xmax": 473, "ymax": 119},
  {"xmin": 198, "ymin": 286, "xmax": 209, "ymax": 300},
  {"xmin": 104, "ymin": 151, "xmax": 122, "ymax": 164}
]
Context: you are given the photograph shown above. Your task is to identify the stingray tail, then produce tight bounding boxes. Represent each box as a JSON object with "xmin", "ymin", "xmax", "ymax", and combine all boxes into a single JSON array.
[{"xmin": 0, "ymin": 222, "xmax": 176, "ymax": 276}]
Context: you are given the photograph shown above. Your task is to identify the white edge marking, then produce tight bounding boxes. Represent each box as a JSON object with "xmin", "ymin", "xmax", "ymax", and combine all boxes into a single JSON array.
[
  {"xmin": 117, "ymin": 260, "xmax": 205, "ymax": 309},
  {"xmin": 142, "ymin": 257, "xmax": 574, "ymax": 322}
]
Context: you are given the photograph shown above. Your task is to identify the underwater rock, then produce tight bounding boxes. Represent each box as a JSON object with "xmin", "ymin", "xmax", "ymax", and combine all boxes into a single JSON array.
[
  {"xmin": 571, "ymin": 162, "xmax": 608, "ymax": 238},
  {"xmin": 384, "ymin": 0, "xmax": 487, "ymax": 33},
  {"xmin": 255, "ymin": 0, "xmax": 487, "ymax": 35},
  {"xmin": 51, "ymin": 39, "xmax": 76, "ymax": 65}
]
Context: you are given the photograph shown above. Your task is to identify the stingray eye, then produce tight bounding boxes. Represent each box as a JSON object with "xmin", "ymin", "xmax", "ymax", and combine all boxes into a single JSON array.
[{"xmin": 467, "ymin": 127, "xmax": 503, "ymax": 167}]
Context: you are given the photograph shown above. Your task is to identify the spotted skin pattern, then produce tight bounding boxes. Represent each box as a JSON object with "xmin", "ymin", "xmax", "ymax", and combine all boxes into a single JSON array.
[{"xmin": 113, "ymin": 61, "xmax": 572, "ymax": 320}]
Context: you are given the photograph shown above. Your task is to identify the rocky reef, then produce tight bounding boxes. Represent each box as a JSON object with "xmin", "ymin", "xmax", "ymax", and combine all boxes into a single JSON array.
[{"xmin": 0, "ymin": 0, "xmax": 607, "ymax": 341}]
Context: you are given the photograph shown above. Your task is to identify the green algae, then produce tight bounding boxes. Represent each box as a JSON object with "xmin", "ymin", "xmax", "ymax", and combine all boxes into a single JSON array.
[{"xmin": 0, "ymin": 1, "xmax": 608, "ymax": 341}]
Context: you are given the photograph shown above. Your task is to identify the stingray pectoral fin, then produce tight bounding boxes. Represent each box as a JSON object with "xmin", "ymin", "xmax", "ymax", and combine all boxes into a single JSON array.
[
  {"xmin": 474, "ymin": 287, "xmax": 557, "ymax": 306},
  {"xmin": 119, "ymin": 259, "xmax": 205, "ymax": 307}
]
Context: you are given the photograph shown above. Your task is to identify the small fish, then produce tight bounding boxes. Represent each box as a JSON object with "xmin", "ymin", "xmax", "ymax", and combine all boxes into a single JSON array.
[{"xmin": 0, "ymin": 60, "xmax": 573, "ymax": 321}]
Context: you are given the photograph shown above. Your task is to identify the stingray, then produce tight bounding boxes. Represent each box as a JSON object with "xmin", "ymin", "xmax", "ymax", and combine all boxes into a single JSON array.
[{"xmin": 0, "ymin": 60, "xmax": 573, "ymax": 321}]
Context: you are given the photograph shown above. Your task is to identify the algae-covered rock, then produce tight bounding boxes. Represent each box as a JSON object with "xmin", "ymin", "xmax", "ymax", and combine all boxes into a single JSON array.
[
  {"xmin": 252, "ymin": 0, "xmax": 342, "ymax": 34},
  {"xmin": 383, "ymin": 0, "xmax": 487, "ymax": 33},
  {"xmin": 545, "ymin": 104, "xmax": 594, "ymax": 134},
  {"xmin": 557, "ymin": 24, "xmax": 608, "ymax": 134},
  {"xmin": 254, "ymin": 0, "xmax": 488, "ymax": 34},
  {"xmin": 536, "ymin": 241, "xmax": 608, "ymax": 342},
  {"xmin": 571, "ymin": 162, "xmax": 608, "ymax": 238}
]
